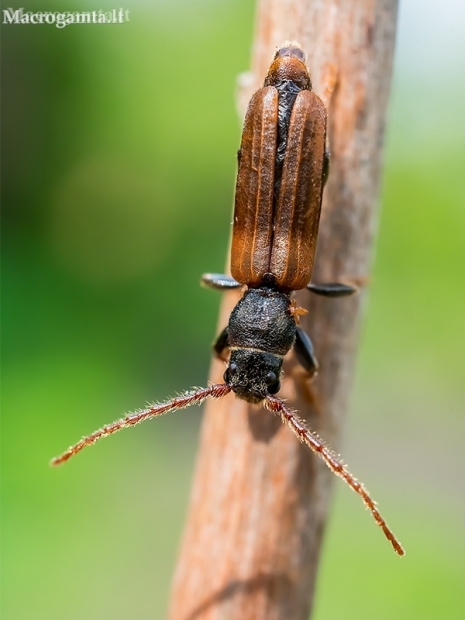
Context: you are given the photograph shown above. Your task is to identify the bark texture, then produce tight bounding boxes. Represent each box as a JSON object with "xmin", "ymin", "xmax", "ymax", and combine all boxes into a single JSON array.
[{"xmin": 168, "ymin": 1, "xmax": 399, "ymax": 618}]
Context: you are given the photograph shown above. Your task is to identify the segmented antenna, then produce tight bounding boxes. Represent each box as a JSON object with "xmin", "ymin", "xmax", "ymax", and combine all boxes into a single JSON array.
[
  {"xmin": 265, "ymin": 395, "xmax": 405, "ymax": 556},
  {"xmin": 51, "ymin": 384, "xmax": 231, "ymax": 466}
]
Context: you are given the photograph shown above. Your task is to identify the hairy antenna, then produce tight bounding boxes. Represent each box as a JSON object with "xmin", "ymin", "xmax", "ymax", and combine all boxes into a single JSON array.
[
  {"xmin": 51, "ymin": 382, "xmax": 403, "ymax": 556},
  {"xmin": 51, "ymin": 384, "xmax": 231, "ymax": 466},
  {"xmin": 265, "ymin": 395, "xmax": 405, "ymax": 556}
]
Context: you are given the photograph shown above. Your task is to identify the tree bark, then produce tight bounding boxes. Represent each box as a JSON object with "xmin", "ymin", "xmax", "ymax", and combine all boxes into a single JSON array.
[{"xmin": 168, "ymin": 1, "xmax": 399, "ymax": 618}]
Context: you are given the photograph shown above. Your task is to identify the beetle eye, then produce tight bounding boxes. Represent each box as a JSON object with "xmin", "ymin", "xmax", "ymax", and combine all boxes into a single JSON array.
[
  {"xmin": 265, "ymin": 372, "xmax": 280, "ymax": 395},
  {"xmin": 267, "ymin": 380, "xmax": 281, "ymax": 395},
  {"xmin": 266, "ymin": 371, "xmax": 277, "ymax": 385},
  {"xmin": 223, "ymin": 363, "xmax": 238, "ymax": 384}
]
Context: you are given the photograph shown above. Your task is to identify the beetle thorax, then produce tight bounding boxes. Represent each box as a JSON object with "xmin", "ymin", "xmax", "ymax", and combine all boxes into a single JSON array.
[{"xmin": 224, "ymin": 287, "xmax": 296, "ymax": 403}]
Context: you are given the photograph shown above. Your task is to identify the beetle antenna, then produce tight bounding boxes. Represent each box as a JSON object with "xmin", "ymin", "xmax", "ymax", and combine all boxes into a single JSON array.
[
  {"xmin": 51, "ymin": 384, "xmax": 232, "ymax": 467},
  {"xmin": 265, "ymin": 395, "xmax": 405, "ymax": 556}
]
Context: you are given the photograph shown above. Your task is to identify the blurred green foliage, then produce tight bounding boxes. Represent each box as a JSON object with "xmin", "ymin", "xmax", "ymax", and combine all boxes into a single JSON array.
[{"xmin": 2, "ymin": 1, "xmax": 464, "ymax": 619}]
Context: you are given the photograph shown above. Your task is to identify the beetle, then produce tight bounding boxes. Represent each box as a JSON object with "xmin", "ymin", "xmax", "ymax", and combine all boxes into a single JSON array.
[{"xmin": 52, "ymin": 44, "xmax": 404, "ymax": 556}]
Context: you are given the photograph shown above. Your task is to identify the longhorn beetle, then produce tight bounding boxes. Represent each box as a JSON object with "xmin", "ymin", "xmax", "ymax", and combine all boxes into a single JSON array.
[{"xmin": 52, "ymin": 44, "xmax": 404, "ymax": 556}]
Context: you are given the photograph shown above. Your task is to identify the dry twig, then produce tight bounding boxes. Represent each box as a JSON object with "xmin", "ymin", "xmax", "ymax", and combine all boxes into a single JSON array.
[{"xmin": 168, "ymin": 1, "xmax": 399, "ymax": 618}]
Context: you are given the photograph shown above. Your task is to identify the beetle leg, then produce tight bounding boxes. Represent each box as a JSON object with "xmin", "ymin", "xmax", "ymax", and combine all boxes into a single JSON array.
[
  {"xmin": 307, "ymin": 282, "xmax": 358, "ymax": 297},
  {"xmin": 213, "ymin": 326, "xmax": 230, "ymax": 362},
  {"xmin": 294, "ymin": 326, "xmax": 318, "ymax": 376},
  {"xmin": 322, "ymin": 148, "xmax": 330, "ymax": 186},
  {"xmin": 201, "ymin": 273, "xmax": 242, "ymax": 290}
]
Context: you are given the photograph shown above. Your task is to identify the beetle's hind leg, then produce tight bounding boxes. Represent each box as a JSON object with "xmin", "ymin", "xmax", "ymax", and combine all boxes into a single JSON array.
[{"xmin": 323, "ymin": 148, "xmax": 330, "ymax": 186}]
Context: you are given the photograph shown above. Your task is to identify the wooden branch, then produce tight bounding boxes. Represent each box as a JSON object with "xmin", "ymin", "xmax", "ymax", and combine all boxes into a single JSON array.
[{"xmin": 168, "ymin": 1, "xmax": 399, "ymax": 618}]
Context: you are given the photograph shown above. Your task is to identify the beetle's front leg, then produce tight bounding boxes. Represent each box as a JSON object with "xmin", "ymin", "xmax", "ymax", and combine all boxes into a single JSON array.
[
  {"xmin": 213, "ymin": 326, "xmax": 230, "ymax": 363},
  {"xmin": 294, "ymin": 326, "xmax": 318, "ymax": 377}
]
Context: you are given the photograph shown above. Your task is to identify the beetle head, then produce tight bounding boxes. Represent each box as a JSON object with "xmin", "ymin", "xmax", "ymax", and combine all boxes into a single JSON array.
[{"xmin": 224, "ymin": 349, "xmax": 282, "ymax": 404}]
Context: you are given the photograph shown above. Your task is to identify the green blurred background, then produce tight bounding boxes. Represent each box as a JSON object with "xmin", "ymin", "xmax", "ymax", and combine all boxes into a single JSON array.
[{"xmin": 2, "ymin": 0, "xmax": 464, "ymax": 618}]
